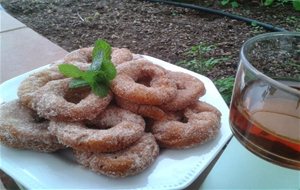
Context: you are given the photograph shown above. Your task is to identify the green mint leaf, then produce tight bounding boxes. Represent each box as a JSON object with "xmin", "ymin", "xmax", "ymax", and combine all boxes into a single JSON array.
[
  {"xmin": 101, "ymin": 60, "xmax": 117, "ymax": 80},
  {"xmin": 58, "ymin": 64, "xmax": 83, "ymax": 78},
  {"xmin": 90, "ymin": 39, "xmax": 112, "ymax": 71},
  {"xmin": 91, "ymin": 82, "xmax": 109, "ymax": 97},
  {"xmin": 58, "ymin": 39, "xmax": 116, "ymax": 98},
  {"xmin": 94, "ymin": 70, "xmax": 107, "ymax": 82},
  {"xmin": 69, "ymin": 78, "xmax": 89, "ymax": 88},
  {"xmin": 81, "ymin": 71, "xmax": 98, "ymax": 85}
]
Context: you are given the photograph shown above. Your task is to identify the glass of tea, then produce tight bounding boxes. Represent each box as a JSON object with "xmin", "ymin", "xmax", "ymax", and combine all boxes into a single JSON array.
[{"xmin": 229, "ymin": 32, "xmax": 300, "ymax": 170}]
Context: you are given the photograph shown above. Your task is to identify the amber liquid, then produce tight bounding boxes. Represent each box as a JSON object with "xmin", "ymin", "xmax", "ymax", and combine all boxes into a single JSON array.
[{"xmin": 230, "ymin": 80, "xmax": 300, "ymax": 170}]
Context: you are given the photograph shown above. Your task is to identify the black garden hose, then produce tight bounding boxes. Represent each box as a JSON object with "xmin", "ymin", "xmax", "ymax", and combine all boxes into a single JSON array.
[{"xmin": 146, "ymin": 0, "xmax": 288, "ymax": 32}]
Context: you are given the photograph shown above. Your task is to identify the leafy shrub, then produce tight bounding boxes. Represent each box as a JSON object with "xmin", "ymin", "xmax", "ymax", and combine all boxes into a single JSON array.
[{"xmin": 214, "ymin": 76, "xmax": 235, "ymax": 105}]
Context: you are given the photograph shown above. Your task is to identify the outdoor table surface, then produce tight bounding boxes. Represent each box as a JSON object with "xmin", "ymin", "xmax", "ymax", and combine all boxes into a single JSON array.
[
  {"xmin": 199, "ymin": 137, "xmax": 300, "ymax": 189},
  {"xmin": 1, "ymin": 9, "xmax": 299, "ymax": 190}
]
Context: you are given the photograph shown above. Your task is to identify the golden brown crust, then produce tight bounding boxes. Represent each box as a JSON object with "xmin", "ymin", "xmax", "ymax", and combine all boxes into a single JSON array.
[
  {"xmin": 63, "ymin": 47, "xmax": 93, "ymax": 63},
  {"xmin": 73, "ymin": 133, "xmax": 159, "ymax": 177},
  {"xmin": 111, "ymin": 48, "xmax": 133, "ymax": 65},
  {"xmin": 17, "ymin": 66, "xmax": 64, "ymax": 108},
  {"xmin": 151, "ymin": 101, "xmax": 221, "ymax": 149},
  {"xmin": 63, "ymin": 47, "xmax": 133, "ymax": 66},
  {"xmin": 17, "ymin": 62, "xmax": 90, "ymax": 109},
  {"xmin": 115, "ymin": 95, "xmax": 168, "ymax": 120},
  {"xmin": 49, "ymin": 105, "xmax": 145, "ymax": 153},
  {"xmin": 31, "ymin": 78, "xmax": 112, "ymax": 121},
  {"xmin": 0, "ymin": 100, "xmax": 64, "ymax": 152},
  {"xmin": 111, "ymin": 59, "xmax": 177, "ymax": 105},
  {"xmin": 159, "ymin": 71, "xmax": 206, "ymax": 111}
]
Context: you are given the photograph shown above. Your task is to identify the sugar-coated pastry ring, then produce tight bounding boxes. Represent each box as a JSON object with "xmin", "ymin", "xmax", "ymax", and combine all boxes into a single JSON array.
[
  {"xmin": 31, "ymin": 78, "xmax": 112, "ymax": 121},
  {"xmin": 17, "ymin": 62, "xmax": 89, "ymax": 108},
  {"xmin": 151, "ymin": 101, "xmax": 222, "ymax": 149},
  {"xmin": 63, "ymin": 47, "xmax": 133, "ymax": 65},
  {"xmin": 63, "ymin": 47, "xmax": 93, "ymax": 63},
  {"xmin": 111, "ymin": 48, "xmax": 133, "ymax": 65},
  {"xmin": 49, "ymin": 105, "xmax": 145, "ymax": 153},
  {"xmin": 73, "ymin": 133, "xmax": 159, "ymax": 177},
  {"xmin": 17, "ymin": 66, "xmax": 65, "ymax": 108},
  {"xmin": 160, "ymin": 71, "xmax": 206, "ymax": 111},
  {"xmin": 0, "ymin": 100, "xmax": 64, "ymax": 152},
  {"xmin": 115, "ymin": 95, "xmax": 167, "ymax": 121},
  {"xmin": 111, "ymin": 59, "xmax": 177, "ymax": 105}
]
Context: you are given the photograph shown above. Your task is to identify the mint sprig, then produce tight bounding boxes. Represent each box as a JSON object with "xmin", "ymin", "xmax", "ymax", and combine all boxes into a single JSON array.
[{"xmin": 58, "ymin": 39, "xmax": 116, "ymax": 97}]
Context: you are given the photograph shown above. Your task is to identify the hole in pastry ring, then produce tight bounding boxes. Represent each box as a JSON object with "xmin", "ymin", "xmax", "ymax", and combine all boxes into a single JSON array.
[
  {"xmin": 151, "ymin": 101, "xmax": 222, "ymax": 149},
  {"xmin": 73, "ymin": 133, "xmax": 159, "ymax": 177},
  {"xmin": 159, "ymin": 71, "xmax": 206, "ymax": 111},
  {"xmin": 111, "ymin": 59, "xmax": 177, "ymax": 105},
  {"xmin": 31, "ymin": 78, "xmax": 112, "ymax": 121},
  {"xmin": 17, "ymin": 62, "xmax": 89, "ymax": 108},
  {"xmin": 49, "ymin": 105, "xmax": 145, "ymax": 153},
  {"xmin": 0, "ymin": 100, "xmax": 64, "ymax": 152}
]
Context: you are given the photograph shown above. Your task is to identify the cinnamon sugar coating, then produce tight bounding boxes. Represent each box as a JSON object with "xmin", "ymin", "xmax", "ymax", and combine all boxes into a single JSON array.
[
  {"xmin": 115, "ymin": 95, "xmax": 167, "ymax": 121},
  {"xmin": 63, "ymin": 47, "xmax": 133, "ymax": 66},
  {"xmin": 0, "ymin": 100, "xmax": 64, "ymax": 152},
  {"xmin": 111, "ymin": 59, "xmax": 177, "ymax": 105},
  {"xmin": 74, "ymin": 133, "xmax": 159, "ymax": 177},
  {"xmin": 159, "ymin": 71, "xmax": 206, "ymax": 111},
  {"xmin": 151, "ymin": 101, "xmax": 221, "ymax": 149},
  {"xmin": 49, "ymin": 105, "xmax": 145, "ymax": 153},
  {"xmin": 17, "ymin": 62, "xmax": 89, "ymax": 109},
  {"xmin": 31, "ymin": 78, "xmax": 112, "ymax": 121}
]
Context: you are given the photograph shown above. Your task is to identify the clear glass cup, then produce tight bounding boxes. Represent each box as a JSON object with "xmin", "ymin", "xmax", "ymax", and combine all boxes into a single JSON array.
[{"xmin": 229, "ymin": 32, "xmax": 300, "ymax": 170}]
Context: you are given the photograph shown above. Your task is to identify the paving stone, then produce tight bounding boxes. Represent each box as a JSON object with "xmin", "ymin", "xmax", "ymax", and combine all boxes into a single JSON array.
[
  {"xmin": 1, "ymin": 27, "xmax": 68, "ymax": 82},
  {"xmin": 0, "ymin": 10, "xmax": 26, "ymax": 33}
]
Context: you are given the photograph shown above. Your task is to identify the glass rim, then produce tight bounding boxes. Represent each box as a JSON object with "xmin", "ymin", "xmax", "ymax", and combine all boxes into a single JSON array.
[{"xmin": 240, "ymin": 32, "xmax": 300, "ymax": 96}]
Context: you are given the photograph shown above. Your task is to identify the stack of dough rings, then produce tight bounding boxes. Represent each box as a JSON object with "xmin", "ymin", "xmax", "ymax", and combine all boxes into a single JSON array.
[{"xmin": 0, "ymin": 46, "xmax": 222, "ymax": 178}]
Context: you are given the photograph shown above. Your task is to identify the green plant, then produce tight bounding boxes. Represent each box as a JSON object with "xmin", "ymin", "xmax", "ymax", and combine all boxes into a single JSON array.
[
  {"xmin": 214, "ymin": 76, "xmax": 235, "ymax": 104},
  {"xmin": 250, "ymin": 21, "xmax": 265, "ymax": 34},
  {"xmin": 176, "ymin": 43, "xmax": 230, "ymax": 75},
  {"xmin": 220, "ymin": 0, "xmax": 239, "ymax": 8},
  {"xmin": 185, "ymin": 43, "xmax": 216, "ymax": 57},
  {"xmin": 262, "ymin": 0, "xmax": 300, "ymax": 11}
]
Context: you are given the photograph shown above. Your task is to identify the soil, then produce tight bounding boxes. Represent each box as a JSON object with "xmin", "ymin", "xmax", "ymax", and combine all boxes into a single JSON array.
[
  {"xmin": 0, "ymin": 1, "xmax": 299, "ymax": 189},
  {"xmin": 1, "ymin": 0, "xmax": 299, "ymax": 81}
]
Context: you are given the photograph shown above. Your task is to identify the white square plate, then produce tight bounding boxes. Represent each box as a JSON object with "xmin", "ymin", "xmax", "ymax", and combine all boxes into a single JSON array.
[{"xmin": 0, "ymin": 55, "xmax": 232, "ymax": 190}]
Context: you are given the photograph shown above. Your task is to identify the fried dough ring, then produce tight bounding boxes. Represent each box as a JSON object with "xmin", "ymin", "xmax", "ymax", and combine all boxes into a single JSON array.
[
  {"xmin": 111, "ymin": 59, "xmax": 177, "ymax": 105},
  {"xmin": 31, "ymin": 78, "xmax": 112, "ymax": 121},
  {"xmin": 160, "ymin": 71, "xmax": 206, "ymax": 111},
  {"xmin": 49, "ymin": 106, "xmax": 145, "ymax": 153},
  {"xmin": 63, "ymin": 47, "xmax": 133, "ymax": 65},
  {"xmin": 111, "ymin": 48, "xmax": 133, "ymax": 65},
  {"xmin": 17, "ymin": 66, "xmax": 65, "ymax": 108},
  {"xmin": 0, "ymin": 100, "xmax": 64, "ymax": 152},
  {"xmin": 151, "ymin": 101, "xmax": 221, "ymax": 149},
  {"xmin": 115, "ymin": 95, "xmax": 167, "ymax": 120},
  {"xmin": 17, "ymin": 62, "xmax": 89, "ymax": 108},
  {"xmin": 73, "ymin": 133, "xmax": 159, "ymax": 177},
  {"xmin": 63, "ymin": 47, "xmax": 93, "ymax": 63}
]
